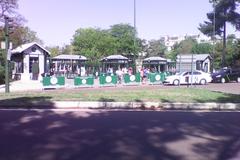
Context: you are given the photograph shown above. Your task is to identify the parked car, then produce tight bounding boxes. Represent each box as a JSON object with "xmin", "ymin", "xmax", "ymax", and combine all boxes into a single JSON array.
[
  {"xmin": 163, "ymin": 70, "xmax": 212, "ymax": 85},
  {"xmin": 211, "ymin": 67, "xmax": 240, "ymax": 83}
]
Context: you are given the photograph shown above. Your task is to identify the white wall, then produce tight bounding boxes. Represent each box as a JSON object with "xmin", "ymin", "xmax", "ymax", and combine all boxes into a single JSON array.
[
  {"xmin": 21, "ymin": 48, "xmax": 46, "ymax": 81},
  {"xmin": 21, "ymin": 54, "xmax": 30, "ymax": 81}
]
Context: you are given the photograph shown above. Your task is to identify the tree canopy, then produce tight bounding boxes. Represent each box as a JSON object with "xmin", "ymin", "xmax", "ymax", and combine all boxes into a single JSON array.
[
  {"xmin": 109, "ymin": 24, "xmax": 139, "ymax": 55},
  {"xmin": 146, "ymin": 39, "xmax": 166, "ymax": 57},
  {"xmin": 72, "ymin": 24, "xmax": 140, "ymax": 65},
  {"xmin": 199, "ymin": 0, "xmax": 240, "ymax": 67},
  {"xmin": 0, "ymin": 0, "xmax": 42, "ymax": 84},
  {"xmin": 0, "ymin": 0, "xmax": 25, "ymax": 26},
  {"xmin": 0, "ymin": 26, "xmax": 42, "ymax": 48},
  {"xmin": 72, "ymin": 28, "xmax": 117, "ymax": 65}
]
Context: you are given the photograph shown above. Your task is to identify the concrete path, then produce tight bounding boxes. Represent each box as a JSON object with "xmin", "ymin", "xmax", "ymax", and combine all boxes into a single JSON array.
[{"xmin": 0, "ymin": 79, "xmax": 42, "ymax": 92}]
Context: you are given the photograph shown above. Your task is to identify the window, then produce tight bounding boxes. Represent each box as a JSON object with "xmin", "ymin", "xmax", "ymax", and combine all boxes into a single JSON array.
[
  {"xmin": 183, "ymin": 72, "xmax": 190, "ymax": 76},
  {"xmin": 193, "ymin": 71, "xmax": 201, "ymax": 75}
]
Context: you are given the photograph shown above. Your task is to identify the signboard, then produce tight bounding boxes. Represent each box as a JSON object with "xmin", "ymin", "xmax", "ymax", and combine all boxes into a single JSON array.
[{"xmin": 7, "ymin": 49, "xmax": 11, "ymax": 60}]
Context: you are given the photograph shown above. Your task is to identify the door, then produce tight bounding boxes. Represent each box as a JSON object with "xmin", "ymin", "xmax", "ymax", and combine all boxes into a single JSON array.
[
  {"xmin": 29, "ymin": 57, "xmax": 39, "ymax": 73},
  {"xmin": 180, "ymin": 72, "xmax": 190, "ymax": 84}
]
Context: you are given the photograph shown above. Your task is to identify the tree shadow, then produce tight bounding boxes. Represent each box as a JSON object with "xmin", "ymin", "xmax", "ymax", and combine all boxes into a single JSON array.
[
  {"xmin": 1, "ymin": 110, "xmax": 240, "ymax": 160},
  {"xmin": 0, "ymin": 96, "xmax": 56, "ymax": 109},
  {"xmin": 193, "ymin": 91, "xmax": 240, "ymax": 103},
  {"xmin": 134, "ymin": 99, "xmax": 146, "ymax": 110},
  {"xmin": 98, "ymin": 98, "xmax": 115, "ymax": 102}
]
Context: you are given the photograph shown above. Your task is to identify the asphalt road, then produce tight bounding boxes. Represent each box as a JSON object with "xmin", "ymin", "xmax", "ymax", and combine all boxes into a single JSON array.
[{"xmin": 0, "ymin": 110, "xmax": 240, "ymax": 160}]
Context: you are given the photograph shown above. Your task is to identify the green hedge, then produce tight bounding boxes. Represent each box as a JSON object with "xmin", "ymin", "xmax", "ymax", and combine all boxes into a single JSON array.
[{"xmin": 0, "ymin": 65, "xmax": 4, "ymax": 84}]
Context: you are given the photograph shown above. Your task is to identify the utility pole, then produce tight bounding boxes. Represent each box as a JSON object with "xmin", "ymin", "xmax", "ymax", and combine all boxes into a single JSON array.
[
  {"xmin": 133, "ymin": 0, "xmax": 137, "ymax": 73},
  {"xmin": 134, "ymin": 0, "xmax": 136, "ymax": 30},
  {"xmin": 4, "ymin": 16, "xmax": 10, "ymax": 93},
  {"xmin": 212, "ymin": 0, "xmax": 216, "ymax": 71}
]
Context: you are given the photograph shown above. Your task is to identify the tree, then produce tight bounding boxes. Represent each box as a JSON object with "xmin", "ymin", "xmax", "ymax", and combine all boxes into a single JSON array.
[
  {"xmin": 46, "ymin": 45, "xmax": 74, "ymax": 58},
  {"xmin": 72, "ymin": 28, "xmax": 117, "ymax": 66},
  {"xmin": 0, "ymin": 26, "xmax": 43, "ymax": 48},
  {"xmin": 0, "ymin": 0, "xmax": 25, "ymax": 26},
  {"xmin": 61, "ymin": 45, "xmax": 73, "ymax": 55},
  {"xmin": 166, "ymin": 38, "xmax": 213, "ymax": 62},
  {"xmin": 176, "ymin": 38, "xmax": 197, "ymax": 54},
  {"xmin": 192, "ymin": 43, "xmax": 213, "ymax": 54},
  {"xmin": 46, "ymin": 46, "xmax": 61, "ymax": 58},
  {"xmin": 199, "ymin": 0, "xmax": 240, "ymax": 67},
  {"xmin": 0, "ymin": 0, "xmax": 24, "ymax": 84},
  {"xmin": 225, "ymin": 35, "xmax": 240, "ymax": 67},
  {"xmin": 0, "ymin": 0, "xmax": 18, "ymax": 18},
  {"xmin": 210, "ymin": 34, "xmax": 240, "ymax": 68},
  {"xmin": 109, "ymin": 23, "xmax": 140, "ymax": 56},
  {"xmin": 147, "ymin": 39, "xmax": 166, "ymax": 57}
]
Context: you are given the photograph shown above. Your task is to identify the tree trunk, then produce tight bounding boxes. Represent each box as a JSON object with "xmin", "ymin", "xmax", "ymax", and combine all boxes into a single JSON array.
[
  {"xmin": 222, "ymin": 21, "xmax": 226, "ymax": 67},
  {"xmin": 222, "ymin": 11, "xmax": 227, "ymax": 68}
]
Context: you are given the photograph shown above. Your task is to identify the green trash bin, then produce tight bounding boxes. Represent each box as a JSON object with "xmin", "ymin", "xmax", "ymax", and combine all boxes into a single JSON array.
[
  {"xmin": 123, "ymin": 73, "xmax": 141, "ymax": 85},
  {"xmin": 42, "ymin": 76, "xmax": 65, "ymax": 89},
  {"xmin": 74, "ymin": 76, "xmax": 94, "ymax": 87},
  {"xmin": 149, "ymin": 73, "xmax": 165, "ymax": 85},
  {"xmin": 99, "ymin": 75, "xmax": 117, "ymax": 87}
]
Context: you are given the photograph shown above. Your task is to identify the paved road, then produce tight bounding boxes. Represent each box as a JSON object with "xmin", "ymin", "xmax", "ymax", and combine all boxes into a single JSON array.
[{"xmin": 0, "ymin": 110, "xmax": 240, "ymax": 160}]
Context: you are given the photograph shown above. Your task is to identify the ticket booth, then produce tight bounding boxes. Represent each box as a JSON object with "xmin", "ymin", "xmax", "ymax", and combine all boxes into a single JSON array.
[{"xmin": 11, "ymin": 42, "xmax": 50, "ymax": 81}]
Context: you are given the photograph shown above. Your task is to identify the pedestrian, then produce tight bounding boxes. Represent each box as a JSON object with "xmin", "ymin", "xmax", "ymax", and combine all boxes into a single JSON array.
[
  {"xmin": 143, "ymin": 67, "xmax": 148, "ymax": 83},
  {"xmin": 116, "ymin": 68, "xmax": 123, "ymax": 84},
  {"xmin": 128, "ymin": 67, "xmax": 133, "ymax": 75},
  {"xmin": 140, "ymin": 67, "xmax": 144, "ymax": 82}
]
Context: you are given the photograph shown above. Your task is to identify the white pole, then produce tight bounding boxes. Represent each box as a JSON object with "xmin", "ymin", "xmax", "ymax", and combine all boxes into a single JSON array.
[{"xmin": 133, "ymin": 0, "xmax": 137, "ymax": 73}]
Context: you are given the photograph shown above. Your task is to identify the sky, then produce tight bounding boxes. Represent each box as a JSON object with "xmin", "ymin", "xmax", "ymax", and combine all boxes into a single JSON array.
[{"xmin": 18, "ymin": 0, "xmax": 238, "ymax": 47}]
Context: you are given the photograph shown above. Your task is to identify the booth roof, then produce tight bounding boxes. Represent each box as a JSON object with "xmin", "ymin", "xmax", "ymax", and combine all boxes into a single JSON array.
[
  {"xmin": 52, "ymin": 54, "xmax": 87, "ymax": 60},
  {"xmin": 102, "ymin": 55, "xmax": 128, "ymax": 61},
  {"xmin": 176, "ymin": 54, "xmax": 212, "ymax": 62},
  {"xmin": 11, "ymin": 42, "xmax": 50, "ymax": 55},
  {"xmin": 143, "ymin": 56, "xmax": 167, "ymax": 62}
]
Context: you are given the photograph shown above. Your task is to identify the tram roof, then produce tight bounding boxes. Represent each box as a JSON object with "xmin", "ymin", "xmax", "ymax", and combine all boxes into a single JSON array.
[
  {"xmin": 101, "ymin": 55, "xmax": 128, "ymax": 61},
  {"xmin": 143, "ymin": 57, "xmax": 167, "ymax": 62},
  {"xmin": 52, "ymin": 54, "xmax": 87, "ymax": 61}
]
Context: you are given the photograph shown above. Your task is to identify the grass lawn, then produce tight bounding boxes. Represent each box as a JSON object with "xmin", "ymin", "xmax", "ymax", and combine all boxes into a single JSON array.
[{"xmin": 0, "ymin": 88, "xmax": 240, "ymax": 104}]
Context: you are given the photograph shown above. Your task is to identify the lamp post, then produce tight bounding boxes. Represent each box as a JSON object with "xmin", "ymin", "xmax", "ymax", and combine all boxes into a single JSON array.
[
  {"xmin": 134, "ymin": 0, "xmax": 136, "ymax": 30},
  {"xmin": 4, "ymin": 16, "xmax": 10, "ymax": 93},
  {"xmin": 133, "ymin": 0, "xmax": 137, "ymax": 73},
  {"xmin": 212, "ymin": 0, "xmax": 216, "ymax": 72}
]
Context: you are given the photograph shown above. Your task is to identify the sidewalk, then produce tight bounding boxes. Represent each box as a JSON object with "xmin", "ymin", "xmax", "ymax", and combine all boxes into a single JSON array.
[
  {"xmin": 0, "ymin": 78, "xmax": 105, "ymax": 93},
  {"xmin": 0, "ymin": 80, "xmax": 43, "ymax": 92}
]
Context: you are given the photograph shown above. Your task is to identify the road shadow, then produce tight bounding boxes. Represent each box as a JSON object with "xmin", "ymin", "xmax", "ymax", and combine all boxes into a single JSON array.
[
  {"xmin": 0, "ymin": 96, "xmax": 55, "ymax": 109},
  {"xmin": 0, "ymin": 110, "xmax": 240, "ymax": 160}
]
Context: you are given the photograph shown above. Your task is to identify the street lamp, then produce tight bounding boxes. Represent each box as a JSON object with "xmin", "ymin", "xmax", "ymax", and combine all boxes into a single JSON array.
[
  {"xmin": 4, "ymin": 16, "xmax": 11, "ymax": 93},
  {"xmin": 212, "ymin": 0, "xmax": 216, "ymax": 72},
  {"xmin": 134, "ymin": 0, "xmax": 136, "ymax": 30},
  {"xmin": 133, "ymin": 0, "xmax": 137, "ymax": 73}
]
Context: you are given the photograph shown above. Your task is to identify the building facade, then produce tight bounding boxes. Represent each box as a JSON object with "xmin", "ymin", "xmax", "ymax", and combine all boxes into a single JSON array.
[
  {"xmin": 176, "ymin": 54, "xmax": 212, "ymax": 73},
  {"xmin": 160, "ymin": 34, "xmax": 212, "ymax": 51},
  {"xmin": 11, "ymin": 42, "xmax": 50, "ymax": 81}
]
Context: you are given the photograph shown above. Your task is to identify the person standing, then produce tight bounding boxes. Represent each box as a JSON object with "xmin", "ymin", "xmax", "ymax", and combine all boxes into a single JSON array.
[{"xmin": 140, "ymin": 67, "xmax": 144, "ymax": 82}]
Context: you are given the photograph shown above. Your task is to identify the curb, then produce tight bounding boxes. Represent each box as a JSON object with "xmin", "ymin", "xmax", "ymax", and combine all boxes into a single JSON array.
[
  {"xmin": 1, "ymin": 101, "xmax": 239, "ymax": 110},
  {"xmin": 53, "ymin": 102, "xmax": 240, "ymax": 110}
]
